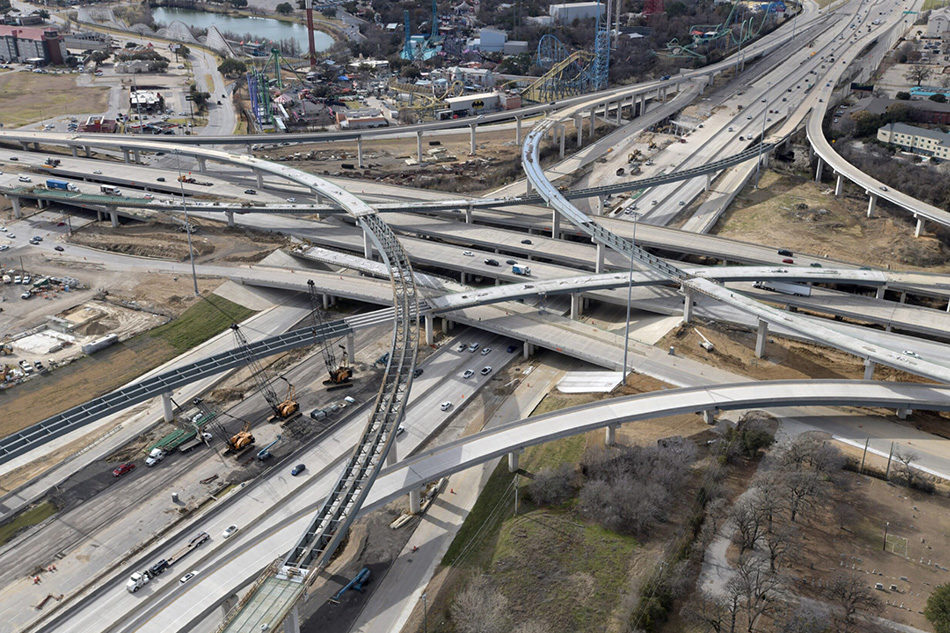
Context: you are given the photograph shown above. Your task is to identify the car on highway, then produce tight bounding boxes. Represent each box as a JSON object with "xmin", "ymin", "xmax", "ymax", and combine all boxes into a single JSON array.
[
  {"xmin": 879, "ymin": 186, "xmax": 888, "ymax": 191},
  {"xmin": 507, "ymin": 345, "xmax": 517, "ymax": 353},
  {"xmin": 8, "ymin": 156, "xmax": 17, "ymax": 161},
  {"xmin": 468, "ymin": 343, "xmax": 479, "ymax": 352},
  {"xmin": 902, "ymin": 350, "xmax": 920, "ymax": 358},
  {"xmin": 221, "ymin": 525, "xmax": 239, "ymax": 539},
  {"xmin": 777, "ymin": 249, "xmax": 793, "ymax": 257},
  {"xmin": 143, "ymin": 193, "xmax": 154, "ymax": 200},
  {"xmin": 179, "ymin": 571, "xmax": 198, "ymax": 585},
  {"xmin": 54, "ymin": 245, "xmax": 64, "ymax": 251},
  {"xmin": 521, "ymin": 239, "xmax": 532, "ymax": 245},
  {"xmin": 462, "ymin": 250, "xmax": 474, "ymax": 256},
  {"xmin": 0, "ymin": 245, "xmax": 8, "ymax": 251},
  {"xmin": 440, "ymin": 401, "xmax": 453, "ymax": 411},
  {"xmin": 291, "ymin": 464, "xmax": 306, "ymax": 476},
  {"xmin": 244, "ymin": 189, "xmax": 257, "ymax": 195},
  {"xmin": 93, "ymin": 170, "xmax": 102, "ymax": 175},
  {"xmin": 506, "ymin": 259, "xmax": 516, "ymax": 265},
  {"xmin": 190, "ymin": 531, "xmax": 211, "ymax": 547},
  {"xmin": 413, "ymin": 368, "xmax": 423, "ymax": 377},
  {"xmin": 17, "ymin": 175, "xmax": 30, "ymax": 182},
  {"xmin": 782, "ymin": 258, "xmax": 794, "ymax": 264},
  {"xmin": 286, "ymin": 197, "xmax": 296, "ymax": 202},
  {"xmin": 396, "ymin": 425, "xmax": 406, "ymax": 436},
  {"xmin": 156, "ymin": 177, "xmax": 166, "ymax": 182},
  {"xmin": 484, "ymin": 258, "xmax": 499, "ymax": 266},
  {"xmin": 456, "ymin": 343, "xmax": 467, "ymax": 352},
  {"xmin": 112, "ymin": 462, "xmax": 135, "ymax": 477},
  {"xmin": 481, "ymin": 347, "xmax": 492, "ymax": 355},
  {"xmin": 0, "ymin": 227, "xmax": 5, "ymax": 231},
  {"xmin": 462, "ymin": 369, "xmax": 475, "ymax": 378},
  {"xmin": 480, "ymin": 366, "xmax": 492, "ymax": 375}
]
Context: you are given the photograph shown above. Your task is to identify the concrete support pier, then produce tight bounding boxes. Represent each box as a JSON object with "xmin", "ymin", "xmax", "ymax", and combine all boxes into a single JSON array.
[
  {"xmin": 702, "ymin": 409, "xmax": 715, "ymax": 425},
  {"xmin": 814, "ymin": 157, "xmax": 823, "ymax": 182},
  {"xmin": 915, "ymin": 217, "xmax": 924, "ymax": 238},
  {"xmin": 409, "ymin": 489, "xmax": 421, "ymax": 514},
  {"xmin": 551, "ymin": 208, "xmax": 560, "ymax": 239},
  {"xmin": 570, "ymin": 293, "xmax": 581, "ymax": 320},
  {"xmin": 755, "ymin": 319, "xmax": 768, "ymax": 358},
  {"xmin": 10, "ymin": 196, "xmax": 21, "ymax": 219},
  {"xmin": 110, "ymin": 211, "xmax": 119, "ymax": 228},
  {"xmin": 522, "ymin": 341, "xmax": 534, "ymax": 359},
  {"xmin": 682, "ymin": 288, "xmax": 694, "ymax": 323},
  {"xmin": 469, "ymin": 123, "xmax": 477, "ymax": 155},
  {"xmin": 835, "ymin": 173, "xmax": 843, "ymax": 197},
  {"xmin": 256, "ymin": 170, "xmax": 264, "ymax": 189},
  {"xmin": 605, "ymin": 424, "xmax": 617, "ymax": 446},
  {"xmin": 515, "ymin": 116, "xmax": 523, "ymax": 145},
  {"xmin": 559, "ymin": 125, "xmax": 566, "ymax": 159},
  {"xmin": 508, "ymin": 451, "xmax": 520, "ymax": 472},
  {"xmin": 595, "ymin": 242, "xmax": 605, "ymax": 274},
  {"xmin": 70, "ymin": 146, "xmax": 78, "ymax": 157},
  {"xmin": 416, "ymin": 131, "xmax": 423, "ymax": 163},
  {"xmin": 424, "ymin": 314, "xmax": 434, "ymax": 346},
  {"xmin": 363, "ymin": 229, "xmax": 373, "ymax": 260},
  {"xmin": 465, "ymin": 204, "xmax": 473, "ymax": 224},
  {"xmin": 162, "ymin": 391, "xmax": 174, "ymax": 423},
  {"xmin": 225, "ymin": 210, "xmax": 234, "ymax": 227},
  {"xmin": 123, "ymin": 148, "xmax": 131, "ymax": 163},
  {"xmin": 863, "ymin": 359, "xmax": 876, "ymax": 380},
  {"xmin": 356, "ymin": 137, "xmax": 364, "ymax": 169},
  {"xmin": 866, "ymin": 193, "xmax": 877, "ymax": 218},
  {"xmin": 575, "ymin": 115, "xmax": 583, "ymax": 147},
  {"xmin": 896, "ymin": 408, "xmax": 912, "ymax": 420}
]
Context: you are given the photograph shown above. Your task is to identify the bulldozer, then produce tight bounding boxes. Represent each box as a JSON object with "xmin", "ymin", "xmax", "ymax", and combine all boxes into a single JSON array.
[
  {"xmin": 226, "ymin": 421, "xmax": 255, "ymax": 455},
  {"xmin": 267, "ymin": 377, "xmax": 301, "ymax": 423}
]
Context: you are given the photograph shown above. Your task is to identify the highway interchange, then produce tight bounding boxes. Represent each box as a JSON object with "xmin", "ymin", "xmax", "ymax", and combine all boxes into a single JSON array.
[{"xmin": 2, "ymin": 0, "xmax": 950, "ymax": 630}]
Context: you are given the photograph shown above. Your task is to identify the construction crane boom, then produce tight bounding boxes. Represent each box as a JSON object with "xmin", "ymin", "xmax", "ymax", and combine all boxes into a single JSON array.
[
  {"xmin": 307, "ymin": 279, "xmax": 354, "ymax": 388},
  {"xmin": 231, "ymin": 324, "xmax": 281, "ymax": 413}
]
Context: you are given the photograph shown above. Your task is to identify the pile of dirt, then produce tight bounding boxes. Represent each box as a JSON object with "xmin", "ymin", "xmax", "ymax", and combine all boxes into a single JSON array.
[{"xmin": 70, "ymin": 232, "xmax": 215, "ymax": 261}]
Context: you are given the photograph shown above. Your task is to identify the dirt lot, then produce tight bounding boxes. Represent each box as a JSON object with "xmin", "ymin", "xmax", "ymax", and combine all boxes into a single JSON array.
[
  {"xmin": 713, "ymin": 170, "xmax": 950, "ymax": 271},
  {"xmin": 68, "ymin": 219, "xmax": 287, "ymax": 264},
  {"xmin": 0, "ymin": 72, "xmax": 109, "ymax": 128}
]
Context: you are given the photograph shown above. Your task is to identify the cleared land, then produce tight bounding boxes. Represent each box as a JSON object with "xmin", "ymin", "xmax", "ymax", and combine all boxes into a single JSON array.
[
  {"xmin": 713, "ymin": 170, "xmax": 950, "ymax": 272},
  {"xmin": 0, "ymin": 72, "xmax": 109, "ymax": 128}
]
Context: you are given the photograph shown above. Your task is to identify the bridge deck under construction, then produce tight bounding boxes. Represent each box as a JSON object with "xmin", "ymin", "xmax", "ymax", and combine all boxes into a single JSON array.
[{"xmin": 223, "ymin": 577, "xmax": 303, "ymax": 633}]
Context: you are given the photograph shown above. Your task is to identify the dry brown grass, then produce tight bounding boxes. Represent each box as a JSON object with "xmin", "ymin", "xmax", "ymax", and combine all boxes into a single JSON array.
[{"xmin": 0, "ymin": 72, "xmax": 109, "ymax": 128}]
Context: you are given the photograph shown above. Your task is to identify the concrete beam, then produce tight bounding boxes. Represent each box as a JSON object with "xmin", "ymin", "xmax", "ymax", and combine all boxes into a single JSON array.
[
  {"xmin": 162, "ymin": 391, "xmax": 174, "ymax": 423},
  {"xmin": 507, "ymin": 450, "xmax": 520, "ymax": 472},
  {"xmin": 755, "ymin": 319, "xmax": 768, "ymax": 358},
  {"xmin": 409, "ymin": 488, "xmax": 421, "ymax": 514}
]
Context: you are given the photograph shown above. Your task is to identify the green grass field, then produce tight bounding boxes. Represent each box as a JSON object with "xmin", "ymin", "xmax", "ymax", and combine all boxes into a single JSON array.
[
  {"xmin": 149, "ymin": 294, "xmax": 254, "ymax": 353},
  {"xmin": 0, "ymin": 502, "xmax": 57, "ymax": 547}
]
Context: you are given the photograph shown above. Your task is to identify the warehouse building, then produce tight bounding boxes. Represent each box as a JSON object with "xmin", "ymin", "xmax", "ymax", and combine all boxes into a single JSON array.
[{"xmin": 549, "ymin": 2, "xmax": 605, "ymax": 23}]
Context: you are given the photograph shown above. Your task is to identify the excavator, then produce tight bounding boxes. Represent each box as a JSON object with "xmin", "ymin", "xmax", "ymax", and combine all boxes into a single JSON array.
[
  {"xmin": 267, "ymin": 376, "xmax": 300, "ymax": 423},
  {"xmin": 226, "ymin": 421, "xmax": 255, "ymax": 455},
  {"xmin": 307, "ymin": 279, "xmax": 354, "ymax": 390},
  {"xmin": 231, "ymin": 324, "xmax": 301, "ymax": 423}
]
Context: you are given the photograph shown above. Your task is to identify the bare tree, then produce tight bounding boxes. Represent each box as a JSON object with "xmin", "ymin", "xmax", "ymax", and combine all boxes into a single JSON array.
[
  {"xmin": 826, "ymin": 571, "xmax": 882, "ymax": 631},
  {"xmin": 777, "ymin": 469, "xmax": 821, "ymax": 523},
  {"xmin": 730, "ymin": 555, "xmax": 783, "ymax": 633},
  {"xmin": 777, "ymin": 603, "xmax": 830, "ymax": 633},
  {"xmin": 682, "ymin": 594, "xmax": 730, "ymax": 633},
  {"xmin": 762, "ymin": 523, "xmax": 796, "ymax": 572},
  {"xmin": 730, "ymin": 496, "xmax": 767, "ymax": 556},
  {"xmin": 527, "ymin": 463, "xmax": 576, "ymax": 506},
  {"xmin": 512, "ymin": 621, "xmax": 546, "ymax": 633},
  {"xmin": 450, "ymin": 574, "xmax": 509, "ymax": 633},
  {"xmin": 904, "ymin": 64, "xmax": 933, "ymax": 86},
  {"xmin": 890, "ymin": 449, "xmax": 933, "ymax": 491}
]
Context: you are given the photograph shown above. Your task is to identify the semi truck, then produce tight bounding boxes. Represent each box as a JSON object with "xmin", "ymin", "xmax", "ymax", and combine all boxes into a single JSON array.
[
  {"xmin": 145, "ymin": 448, "xmax": 166, "ymax": 466},
  {"xmin": 753, "ymin": 281, "xmax": 812, "ymax": 297},
  {"xmin": 512, "ymin": 264, "xmax": 531, "ymax": 276},
  {"xmin": 46, "ymin": 179, "xmax": 78, "ymax": 192},
  {"xmin": 126, "ymin": 531, "xmax": 210, "ymax": 592}
]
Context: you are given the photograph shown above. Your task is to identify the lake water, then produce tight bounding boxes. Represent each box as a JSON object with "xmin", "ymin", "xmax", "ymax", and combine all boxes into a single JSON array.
[{"xmin": 152, "ymin": 7, "xmax": 334, "ymax": 54}]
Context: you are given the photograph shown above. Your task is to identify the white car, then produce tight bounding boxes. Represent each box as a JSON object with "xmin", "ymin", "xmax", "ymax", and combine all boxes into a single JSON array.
[
  {"xmin": 462, "ymin": 369, "xmax": 474, "ymax": 379},
  {"xmin": 221, "ymin": 525, "xmax": 238, "ymax": 539},
  {"xmin": 179, "ymin": 571, "xmax": 197, "ymax": 584},
  {"xmin": 480, "ymin": 366, "xmax": 492, "ymax": 375},
  {"xmin": 286, "ymin": 197, "xmax": 296, "ymax": 202},
  {"xmin": 17, "ymin": 175, "xmax": 30, "ymax": 182},
  {"xmin": 462, "ymin": 250, "xmax": 474, "ymax": 256},
  {"xmin": 396, "ymin": 425, "xmax": 406, "ymax": 436},
  {"xmin": 440, "ymin": 401, "xmax": 452, "ymax": 411},
  {"xmin": 93, "ymin": 170, "xmax": 102, "ymax": 175},
  {"xmin": 480, "ymin": 347, "xmax": 492, "ymax": 356}
]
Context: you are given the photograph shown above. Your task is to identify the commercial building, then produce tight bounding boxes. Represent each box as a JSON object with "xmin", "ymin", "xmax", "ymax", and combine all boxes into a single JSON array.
[
  {"xmin": 129, "ymin": 89, "xmax": 166, "ymax": 114},
  {"xmin": 2, "ymin": 13, "xmax": 45, "ymax": 26},
  {"xmin": 336, "ymin": 108, "xmax": 388, "ymax": 129},
  {"xmin": 877, "ymin": 122, "xmax": 950, "ymax": 159},
  {"xmin": 446, "ymin": 65, "xmax": 495, "ymax": 88},
  {"xmin": 468, "ymin": 27, "xmax": 507, "ymax": 52},
  {"xmin": 445, "ymin": 91, "xmax": 500, "ymax": 115},
  {"xmin": 926, "ymin": 6, "xmax": 949, "ymax": 38},
  {"xmin": 78, "ymin": 115, "xmax": 117, "ymax": 133},
  {"xmin": 549, "ymin": 2, "xmax": 605, "ymax": 23},
  {"xmin": 62, "ymin": 30, "xmax": 111, "ymax": 52},
  {"xmin": 0, "ymin": 25, "xmax": 66, "ymax": 64}
]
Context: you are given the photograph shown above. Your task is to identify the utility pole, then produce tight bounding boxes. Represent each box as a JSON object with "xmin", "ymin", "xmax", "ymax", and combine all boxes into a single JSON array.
[
  {"xmin": 621, "ymin": 212, "xmax": 639, "ymax": 383},
  {"xmin": 175, "ymin": 150, "xmax": 199, "ymax": 296}
]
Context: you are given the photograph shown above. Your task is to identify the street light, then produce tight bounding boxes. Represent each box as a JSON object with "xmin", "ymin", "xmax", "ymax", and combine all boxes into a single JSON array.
[
  {"xmin": 621, "ymin": 211, "xmax": 639, "ymax": 383},
  {"xmin": 175, "ymin": 150, "xmax": 199, "ymax": 297},
  {"xmin": 755, "ymin": 83, "xmax": 772, "ymax": 189},
  {"xmin": 883, "ymin": 521, "xmax": 889, "ymax": 551}
]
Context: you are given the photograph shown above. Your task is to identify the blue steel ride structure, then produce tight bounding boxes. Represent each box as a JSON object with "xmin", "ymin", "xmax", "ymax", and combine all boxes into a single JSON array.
[{"xmin": 665, "ymin": 0, "xmax": 783, "ymax": 59}]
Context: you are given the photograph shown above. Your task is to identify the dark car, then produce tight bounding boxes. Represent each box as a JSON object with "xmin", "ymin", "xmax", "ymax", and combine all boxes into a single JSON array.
[
  {"xmin": 291, "ymin": 464, "xmax": 306, "ymax": 476},
  {"xmin": 521, "ymin": 239, "xmax": 532, "ymax": 245},
  {"xmin": 413, "ymin": 368, "xmax": 423, "ymax": 377},
  {"xmin": 484, "ymin": 258, "xmax": 499, "ymax": 266},
  {"xmin": 112, "ymin": 462, "xmax": 135, "ymax": 477},
  {"xmin": 244, "ymin": 189, "xmax": 257, "ymax": 195},
  {"xmin": 810, "ymin": 262, "xmax": 822, "ymax": 268},
  {"xmin": 777, "ymin": 249, "xmax": 793, "ymax": 257},
  {"xmin": 156, "ymin": 177, "xmax": 166, "ymax": 182},
  {"xmin": 506, "ymin": 345, "xmax": 517, "ymax": 353},
  {"xmin": 54, "ymin": 245, "xmax": 64, "ymax": 251},
  {"xmin": 505, "ymin": 259, "xmax": 516, "ymax": 265}
]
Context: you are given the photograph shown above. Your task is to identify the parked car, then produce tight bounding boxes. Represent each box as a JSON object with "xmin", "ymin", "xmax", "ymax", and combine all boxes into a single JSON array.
[{"xmin": 112, "ymin": 462, "xmax": 135, "ymax": 477}]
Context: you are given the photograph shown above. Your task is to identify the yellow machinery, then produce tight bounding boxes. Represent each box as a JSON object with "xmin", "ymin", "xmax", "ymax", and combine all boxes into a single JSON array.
[{"xmin": 227, "ymin": 421, "xmax": 255, "ymax": 453}]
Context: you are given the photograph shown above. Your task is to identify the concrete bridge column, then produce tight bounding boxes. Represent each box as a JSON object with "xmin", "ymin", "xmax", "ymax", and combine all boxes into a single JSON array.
[
  {"xmin": 123, "ymin": 148, "xmax": 131, "ymax": 163},
  {"xmin": 604, "ymin": 424, "xmax": 617, "ymax": 446},
  {"xmin": 460, "ymin": 271, "xmax": 468, "ymax": 284},
  {"xmin": 615, "ymin": 100, "xmax": 622, "ymax": 125},
  {"xmin": 133, "ymin": 149, "xmax": 142, "ymax": 164},
  {"xmin": 356, "ymin": 136, "xmax": 364, "ymax": 169},
  {"xmin": 162, "ymin": 391, "xmax": 174, "ymax": 423},
  {"xmin": 522, "ymin": 341, "xmax": 534, "ymax": 359},
  {"xmin": 225, "ymin": 210, "xmax": 234, "ymax": 227},
  {"xmin": 640, "ymin": 93, "xmax": 647, "ymax": 115},
  {"xmin": 416, "ymin": 130, "xmax": 423, "ymax": 163},
  {"xmin": 814, "ymin": 157, "xmax": 824, "ymax": 182},
  {"xmin": 588, "ymin": 107, "xmax": 596, "ymax": 135},
  {"xmin": 70, "ymin": 146, "xmax": 78, "ymax": 158},
  {"xmin": 515, "ymin": 115, "xmax": 523, "ymax": 145},
  {"xmin": 322, "ymin": 293, "xmax": 331, "ymax": 310},
  {"xmin": 526, "ymin": 178, "xmax": 533, "ymax": 196},
  {"xmin": 570, "ymin": 293, "xmax": 582, "ymax": 319},
  {"xmin": 834, "ymin": 173, "xmax": 843, "ymax": 197},
  {"xmin": 682, "ymin": 288, "xmax": 694, "ymax": 323},
  {"xmin": 109, "ymin": 211, "xmax": 119, "ymax": 228},
  {"xmin": 875, "ymin": 285, "xmax": 886, "ymax": 299},
  {"xmin": 866, "ymin": 193, "xmax": 877, "ymax": 218},
  {"xmin": 915, "ymin": 217, "xmax": 925, "ymax": 238},
  {"xmin": 702, "ymin": 409, "xmax": 716, "ymax": 425},
  {"xmin": 551, "ymin": 208, "xmax": 560, "ymax": 239},
  {"xmin": 508, "ymin": 450, "xmax": 520, "ymax": 472},
  {"xmin": 899, "ymin": 292, "xmax": 906, "ymax": 304},
  {"xmin": 19, "ymin": 140, "xmax": 29, "ymax": 151},
  {"xmin": 575, "ymin": 115, "xmax": 583, "ymax": 147},
  {"xmin": 363, "ymin": 228, "xmax": 373, "ymax": 260},
  {"xmin": 863, "ymin": 359, "xmax": 876, "ymax": 380},
  {"xmin": 755, "ymin": 319, "xmax": 768, "ymax": 358},
  {"xmin": 559, "ymin": 124, "xmax": 566, "ymax": 159},
  {"xmin": 705, "ymin": 173, "xmax": 712, "ymax": 192},
  {"xmin": 424, "ymin": 314, "xmax": 434, "ymax": 346},
  {"xmin": 409, "ymin": 488, "xmax": 421, "ymax": 514},
  {"xmin": 255, "ymin": 170, "xmax": 264, "ymax": 189},
  {"xmin": 33, "ymin": 142, "xmax": 39, "ymax": 151},
  {"xmin": 10, "ymin": 196, "xmax": 21, "ymax": 219},
  {"xmin": 896, "ymin": 408, "xmax": 912, "ymax": 420},
  {"xmin": 469, "ymin": 123, "xmax": 477, "ymax": 155},
  {"xmin": 442, "ymin": 317, "xmax": 453, "ymax": 332},
  {"xmin": 344, "ymin": 331, "xmax": 355, "ymax": 361},
  {"xmin": 283, "ymin": 605, "xmax": 300, "ymax": 633},
  {"xmin": 465, "ymin": 204, "xmax": 473, "ymax": 224},
  {"xmin": 595, "ymin": 242, "xmax": 605, "ymax": 274},
  {"xmin": 37, "ymin": 198, "xmax": 46, "ymax": 210}
]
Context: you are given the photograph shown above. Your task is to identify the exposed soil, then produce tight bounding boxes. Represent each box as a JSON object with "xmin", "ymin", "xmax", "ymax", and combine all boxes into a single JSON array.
[
  {"xmin": 713, "ymin": 170, "xmax": 950, "ymax": 272},
  {"xmin": 0, "ymin": 72, "xmax": 109, "ymax": 128}
]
